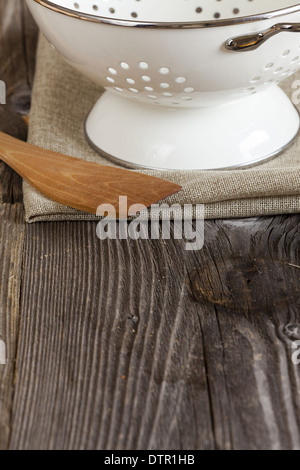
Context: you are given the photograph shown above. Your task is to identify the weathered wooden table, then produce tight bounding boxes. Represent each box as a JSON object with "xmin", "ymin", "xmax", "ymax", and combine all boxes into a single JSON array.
[{"xmin": 0, "ymin": 1, "xmax": 300, "ymax": 450}]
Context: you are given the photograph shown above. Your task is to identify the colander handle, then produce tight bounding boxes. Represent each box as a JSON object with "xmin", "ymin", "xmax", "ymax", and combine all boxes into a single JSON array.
[{"xmin": 225, "ymin": 23, "xmax": 300, "ymax": 52}]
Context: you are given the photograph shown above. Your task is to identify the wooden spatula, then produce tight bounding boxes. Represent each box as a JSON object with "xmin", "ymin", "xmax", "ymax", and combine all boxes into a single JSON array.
[{"xmin": 0, "ymin": 132, "xmax": 181, "ymax": 216}]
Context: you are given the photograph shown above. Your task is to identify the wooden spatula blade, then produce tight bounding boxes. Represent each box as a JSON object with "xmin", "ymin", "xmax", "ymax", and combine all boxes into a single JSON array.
[{"xmin": 0, "ymin": 132, "xmax": 182, "ymax": 216}]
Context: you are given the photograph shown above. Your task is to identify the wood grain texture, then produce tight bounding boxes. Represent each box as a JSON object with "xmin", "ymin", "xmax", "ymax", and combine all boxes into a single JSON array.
[
  {"xmin": 0, "ymin": 108, "xmax": 28, "ymax": 203},
  {"xmin": 9, "ymin": 221, "xmax": 213, "ymax": 450},
  {"xmin": 186, "ymin": 216, "xmax": 300, "ymax": 450},
  {"xmin": 0, "ymin": 0, "xmax": 34, "ymax": 451},
  {"xmin": 0, "ymin": 0, "xmax": 38, "ymax": 203},
  {"xmin": 0, "ymin": 131, "xmax": 182, "ymax": 215},
  {"xmin": 0, "ymin": 204, "xmax": 25, "ymax": 450},
  {"xmin": 8, "ymin": 217, "xmax": 300, "ymax": 450}
]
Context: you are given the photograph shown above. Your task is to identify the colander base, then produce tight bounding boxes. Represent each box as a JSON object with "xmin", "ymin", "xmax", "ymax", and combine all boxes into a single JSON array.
[{"xmin": 85, "ymin": 87, "xmax": 299, "ymax": 171}]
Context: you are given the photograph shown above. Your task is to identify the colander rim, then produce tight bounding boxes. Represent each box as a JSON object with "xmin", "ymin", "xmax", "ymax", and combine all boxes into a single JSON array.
[{"xmin": 30, "ymin": 0, "xmax": 300, "ymax": 28}]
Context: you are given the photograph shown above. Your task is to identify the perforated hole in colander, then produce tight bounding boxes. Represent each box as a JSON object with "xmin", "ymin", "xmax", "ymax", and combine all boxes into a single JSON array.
[
  {"xmin": 105, "ymin": 61, "xmax": 195, "ymax": 103},
  {"xmin": 45, "ymin": 0, "xmax": 300, "ymax": 22}
]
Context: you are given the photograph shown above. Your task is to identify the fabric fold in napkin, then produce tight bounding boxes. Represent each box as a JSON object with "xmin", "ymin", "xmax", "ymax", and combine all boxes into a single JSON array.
[{"xmin": 24, "ymin": 35, "xmax": 300, "ymax": 222}]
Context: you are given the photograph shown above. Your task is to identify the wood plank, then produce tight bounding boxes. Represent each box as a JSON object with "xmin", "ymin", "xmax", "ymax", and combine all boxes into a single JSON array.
[
  {"xmin": 0, "ymin": 0, "xmax": 38, "ymax": 203},
  {"xmin": 0, "ymin": 204, "xmax": 25, "ymax": 450},
  {"xmin": 186, "ymin": 215, "xmax": 300, "ymax": 450},
  {"xmin": 0, "ymin": 1, "xmax": 36, "ymax": 451},
  {"xmin": 9, "ymin": 216, "xmax": 300, "ymax": 449},
  {"xmin": 9, "ymin": 221, "xmax": 214, "ymax": 450}
]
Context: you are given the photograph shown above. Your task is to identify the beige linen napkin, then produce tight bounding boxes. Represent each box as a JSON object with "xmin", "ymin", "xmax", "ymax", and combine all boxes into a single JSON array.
[{"xmin": 24, "ymin": 35, "xmax": 300, "ymax": 222}]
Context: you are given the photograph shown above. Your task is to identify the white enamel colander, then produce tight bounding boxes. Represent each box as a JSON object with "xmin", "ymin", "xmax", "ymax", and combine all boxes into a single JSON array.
[{"xmin": 26, "ymin": 0, "xmax": 300, "ymax": 170}]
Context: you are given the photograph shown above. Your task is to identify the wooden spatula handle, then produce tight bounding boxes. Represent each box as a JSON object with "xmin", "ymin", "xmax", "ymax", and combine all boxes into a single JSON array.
[{"xmin": 0, "ymin": 132, "xmax": 181, "ymax": 215}]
